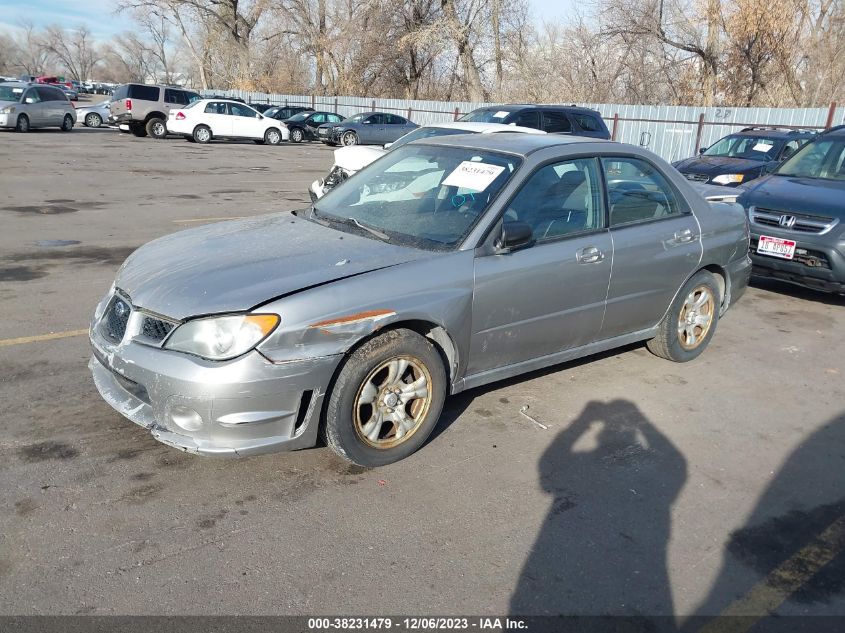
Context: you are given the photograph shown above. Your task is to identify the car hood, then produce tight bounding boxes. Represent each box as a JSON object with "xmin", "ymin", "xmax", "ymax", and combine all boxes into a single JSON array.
[
  {"xmin": 738, "ymin": 174, "xmax": 845, "ymax": 218},
  {"xmin": 673, "ymin": 155, "xmax": 764, "ymax": 175},
  {"xmin": 334, "ymin": 146, "xmax": 386, "ymax": 171},
  {"xmin": 116, "ymin": 212, "xmax": 432, "ymax": 320}
]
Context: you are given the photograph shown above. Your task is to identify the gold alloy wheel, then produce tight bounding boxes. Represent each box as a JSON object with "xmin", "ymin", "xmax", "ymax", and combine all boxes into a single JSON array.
[
  {"xmin": 677, "ymin": 285, "xmax": 716, "ymax": 350},
  {"xmin": 353, "ymin": 356, "xmax": 433, "ymax": 449}
]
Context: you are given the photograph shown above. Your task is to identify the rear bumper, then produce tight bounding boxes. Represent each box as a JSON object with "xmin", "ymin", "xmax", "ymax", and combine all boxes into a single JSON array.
[
  {"xmin": 726, "ymin": 254, "xmax": 753, "ymax": 309},
  {"xmin": 749, "ymin": 226, "xmax": 845, "ymax": 293}
]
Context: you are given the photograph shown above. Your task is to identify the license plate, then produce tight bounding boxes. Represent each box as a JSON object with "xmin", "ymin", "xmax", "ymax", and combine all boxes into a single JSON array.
[
  {"xmin": 319, "ymin": 129, "xmax": 327, "ymax": 135},
  {"xmin": 757, "ymin": 235, "xmax": 796, "ymax": 260}
]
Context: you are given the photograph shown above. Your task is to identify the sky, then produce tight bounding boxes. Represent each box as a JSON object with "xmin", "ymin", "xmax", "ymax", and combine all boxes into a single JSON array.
[{"xmin": 0, "ymin": 0, "xmax": 576, "ymax": 41}]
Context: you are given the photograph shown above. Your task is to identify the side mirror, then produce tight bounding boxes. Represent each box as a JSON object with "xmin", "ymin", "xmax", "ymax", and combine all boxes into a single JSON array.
[
  {"xmin": 496, "ymin": 221, "xmax": 534, "ymax": 253},
  {"xmin": 383, "ymin": 143, "xmax": 393, "ymax": 149},
  {"xmin": 698, "ymin": 146, "xmax": 707, "ymax": 155}
]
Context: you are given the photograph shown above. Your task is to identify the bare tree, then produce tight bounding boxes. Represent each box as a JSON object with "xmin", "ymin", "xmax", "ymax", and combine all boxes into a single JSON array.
[
  {"xmin": 8, "ymin": 20, "xmax": 54, "ymax": 77},
  {"xmin": 43, "ymin": 25, "xmax": 100, "ymax": 81}
]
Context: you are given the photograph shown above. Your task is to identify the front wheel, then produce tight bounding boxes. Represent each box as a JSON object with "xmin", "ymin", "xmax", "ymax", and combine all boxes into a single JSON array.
[
  {"xmin": 647, "ymin": 270, "xmax": 721, "ymax": 362},
  {"xmin": 193, "ymin": 125, "xmax": 212, "ymax": 144},
  {"xmin": 61, "ymin": 114, "xmax": 74, "ymax": 131},
  {"xmin": 341, "ymin": 131, "xmax": 358, "ymax": 146},
  {"xmin": 324, "ymin": 329, "xmax": 447, "ymax": 467},
  {"xmin": 15, "ymin": 114, "xmax": 30, "ymax": 133},
  {"xmin": 264, "ymin": 128, "xmax": 282, "ymax": 145},
  {"xmin": 84, "ymin": 112, "xmax": 102, "ymax": 128}
]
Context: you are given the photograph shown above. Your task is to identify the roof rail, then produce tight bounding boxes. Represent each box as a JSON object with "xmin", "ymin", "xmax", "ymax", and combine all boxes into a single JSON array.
[{"xmin": 819, "ymin": 124, "xmax": 845, "ymax": 135}]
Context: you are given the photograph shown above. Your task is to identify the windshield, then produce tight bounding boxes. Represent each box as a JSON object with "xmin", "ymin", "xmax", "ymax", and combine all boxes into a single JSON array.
[
  {"xmin": 775, "ymin": 138, "xmax": 845, "ymax": 181},
  {"xmin": 703, "ymin": 135, "xmax": 782, "ymax": 160},
  {"xmin": 264, "ymin": 107, "xmax": 281, "ymax": 117},
  {"xmin": 459, "ymin": 109, "xmax": 512, "ymax": 123},
  {"xmin": 314, "ymin": 144, "xmax": 521, "ymax": 249},
  {"xmin": 0, "ymin": 85, "xmax": 24, "ymax": 101},
  {"xmin": 390, "ymin": 127, "xmax": 473, "ymax": 151},
  {"xmin": 287, "ymin": 112, "xmax": 310, "ymax": 122}
]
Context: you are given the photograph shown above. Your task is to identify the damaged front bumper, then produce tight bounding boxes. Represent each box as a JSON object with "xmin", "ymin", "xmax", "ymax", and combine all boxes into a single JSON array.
[{"xmin": 88, "ymin": 324, "xmax": 341, "ymax": 457}]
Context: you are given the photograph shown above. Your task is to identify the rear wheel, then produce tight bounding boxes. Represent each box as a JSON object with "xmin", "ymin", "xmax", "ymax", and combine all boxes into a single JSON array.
[
  {"xmin": 146, "ymin": 117, "xmax": 167, "ymax": 139},
  {"xmin": 290, "ymin": 127, "xmax": 304, "ymax": 143},
  {"xmin": 60, "ymin": 114, "xmax": 74, "ymax": 131},
  {"xmin": 129, "ymin": 122, "xmax": 147, "ymax": 137},
  {"xmin": 15, "ymin": 114, "xmax": 29, "ymax": 133},
  {"xmin": 323, "ymin": 329, "xmax": 447, "ymax": 467},
  {"xmin": 647, "ymin": 270, "xmax": 721, "ymax": 362},
  {"xmin": 193, "ymin": 125, "xmax": 212, "ymax": 144},
  {"xmin": 264, "ymin": 128, "xmax": 282, "ymax": 145},
  {"xmin": 84, "ymin": 112, "xmax": 102, "ymax": 128}
]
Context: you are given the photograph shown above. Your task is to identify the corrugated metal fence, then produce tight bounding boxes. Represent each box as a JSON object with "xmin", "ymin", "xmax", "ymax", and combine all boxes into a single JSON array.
[{"xmin": 202, "ymin": 89, "xmax": 843, "ymax": 162}]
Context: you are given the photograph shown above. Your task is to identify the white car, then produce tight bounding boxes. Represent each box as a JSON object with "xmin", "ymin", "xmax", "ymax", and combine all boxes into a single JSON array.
[
  {"xmin": 167, "ymin": 98, "xmax": 290, "ymax": 145},
  {"xmin": 76, "ymin": 100, "xmax": 112, "ymax": 128},
  {"xmin": 310, "ymin": 121, "xmax": 546, "ymax": 200}
]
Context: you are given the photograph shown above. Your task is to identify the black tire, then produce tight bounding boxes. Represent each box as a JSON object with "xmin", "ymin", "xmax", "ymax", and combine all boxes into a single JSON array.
[
  {"xmin": 324, "ymin": 328, "xmax": 447, "ymax": 467},
  {"xmin": 146, "ymin": 117, "xmax": 167, "ymax": 139},
  {"xmin": 84, "ymin": 112, "xmax": 102, "ymax": 128},
  {"xmin": 60, "ymin": 114, "xmax": 74, "ymax": 131},
  {"xmin": 129, "ymin": 122, "xmax": 147, "ymax": 137},
  {"xmin": 264, "ymin": 127, "xmax": 283, "ymax": 145},
  {"xmin": 192, "ymin": 125, "xmax": 212, "ymax": 144},
  {"xmin": 253, "ymin": 140, "xmax": 265, "ymax": 144},
  {"xmin": 325, "ymin": 141, "xmax": 337, "ymax": 147},
  {"xmin": 185, "ymin": 135, "xmax": 196, "ymax": 143},
  {"xmin": 15, "ymin": 114, "xmax": 29, "ymax": 133},
  {"xmin": 290, "ymin": 127, "xmax": 304, "ymax": 143},
  {"xmin": 647, "ymin": 270, "xmax": 721, "ymax": 362}
]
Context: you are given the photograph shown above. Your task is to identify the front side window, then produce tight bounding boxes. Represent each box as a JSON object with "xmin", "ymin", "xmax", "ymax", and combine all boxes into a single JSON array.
[
  {"xmin": 776, "ymin": 138, "xmax": 845, "ymax": 181},
  {"xmin": 365, "ymin": 114, "xmax": 384, "ymax": 125},
  {"xmin": 542, "ymin": 112, "xmax": 572, "ymax": 134},
  {"xmin": 314, "ymin": 145, "xmax": 521, "ymax": 249},
  {"xmin": 22, "ymin": 89, "xmax": 41, "ymax": 104},
  {"xmin": 504, "ymin": 158, "xmax": 604, "ymax": 242},
  {"xmin": 603, "ymin": 157, "xmax": 681, "ymax": 226},
  {"xmin": 229, "ymin": 103, "xmax": 257, "ymax": 117},
  {"xmin": 310, "ymin": 113, "xmax": 326, "ymax": 124}
]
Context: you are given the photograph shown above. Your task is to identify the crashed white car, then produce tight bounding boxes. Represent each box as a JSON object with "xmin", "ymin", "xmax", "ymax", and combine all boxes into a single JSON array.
[{"xmin": 309, "ymin": 121, "xmax": 545, "ymax": 201}]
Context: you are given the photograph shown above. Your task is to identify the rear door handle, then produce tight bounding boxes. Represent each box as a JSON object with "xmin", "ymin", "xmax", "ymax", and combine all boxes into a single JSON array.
[
  {"xmin": 673, "ymin": 229, "xmax": 697, "ymax": 243},
  {"xmin": 576, "ymin": 246, "xmax": 605, "ymax": 264}
]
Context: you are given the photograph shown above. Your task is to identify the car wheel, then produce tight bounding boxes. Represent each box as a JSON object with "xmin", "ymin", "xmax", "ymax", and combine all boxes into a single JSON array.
[
  {"xmin": 264, "ymin": 128, "xmax": 282, "ymax": 145},
  {"xmin": 193, "ymin": 125, "xmax": 212, "ymax": 144},
  {"xmin": 341, "ymin": 131, "xmax": 358, "ymax": 146},
  {"xmin": 324, "ymin": 328, "xmax": 447, "ymax": 467},
  {"xmin": 15, "ymin": 114, "xmax": 30, "ymax": 133},
  {"xmin": 290, "ymin": 127, "xmax": 304, "ymax": 143},
  {"xmin": 146, "ymin": 117, "xmax": 167, "ymax": 139},
  {"xmin": 85, "ymin": 112, "xmax": 102, "ymax": 128},
  {"xmin": 647, "ymin": 270, "xmax": 721, "ymax": 362},
  {"xmin": 61, "ymin": 114, "xmax": 74, "ymax": 131},
  {"xmin": 130, "ymin": 122, "xmax": 147, "ymax": 137}
]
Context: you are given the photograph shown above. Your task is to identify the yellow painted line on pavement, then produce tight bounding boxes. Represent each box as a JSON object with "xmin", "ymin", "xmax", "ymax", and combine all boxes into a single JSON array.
[
  {"xmin": 173, "ymin": 216, "xmax": 247, "ymax": 224},
  {"xmin": 697, "ymin": 513, "xmax": 845, "ymax": 633},
  {"xmin": 0, "ymin": 328, "xmax": 89, "ymax": 348}
]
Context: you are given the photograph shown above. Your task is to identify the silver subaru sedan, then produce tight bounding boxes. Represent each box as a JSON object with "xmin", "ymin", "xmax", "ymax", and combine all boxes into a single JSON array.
[{"xmin": 89, "ymin": 134, "xmax": 751, "ymax": 466}]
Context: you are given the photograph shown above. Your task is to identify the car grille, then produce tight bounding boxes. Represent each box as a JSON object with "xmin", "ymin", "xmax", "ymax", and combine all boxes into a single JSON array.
[
  {"xmin": 141, "ymin": 316, "xmax": 176, "ymax": 343},
  {"xmin": 750, "ymin": 239, "xmax": 832, "ymax": 270},
  {"xmin": 751, "ymin": 208, "xmax": 837, "ymax": 234},
  {"xmin": 684, "ymin": 173, "xmax": 709, "ymax": 183},
  {"xmin": 102, "ymin": 293, "xmax": 132, "ymax": 343},
  {"xmin": 324, "ymin": 165, "xmax": 349, "ymax": 190}
]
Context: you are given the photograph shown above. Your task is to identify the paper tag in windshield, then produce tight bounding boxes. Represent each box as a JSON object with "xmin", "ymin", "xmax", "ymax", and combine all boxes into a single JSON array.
[
  {"xmin": 753, "ymin": 142, "xmax": 773, "ymax": 152},
  {"xmin": 493, "ymin": 111, "xmax": 509, "ymax": 119},
  {"xmin": 443, "ymin": 161, "xmax": 505, "ymax": 191}
]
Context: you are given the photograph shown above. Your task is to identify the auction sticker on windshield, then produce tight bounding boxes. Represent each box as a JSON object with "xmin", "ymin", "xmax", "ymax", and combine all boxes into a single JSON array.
[
  {"xmin": 443, "ymin": 161, "xmax": 505, "ymax": 191},
  {"xmin": 757, "ymin": 235, "xmax": 796, "ymax": 259}
]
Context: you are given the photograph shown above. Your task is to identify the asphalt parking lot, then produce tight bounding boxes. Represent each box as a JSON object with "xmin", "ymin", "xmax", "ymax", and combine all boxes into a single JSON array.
[{"xmin": 1, "ymin": 123, "xmax": 844, "ymax": 623}]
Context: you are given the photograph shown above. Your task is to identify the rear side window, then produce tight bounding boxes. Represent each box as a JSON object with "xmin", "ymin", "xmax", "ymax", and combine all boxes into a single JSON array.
[
  {"xmin": 514, "ymin": 111, "xmax": 540, "ymax": 128},
  {"xmin": 128, "ymin": 85, "xmax": 159, "ymax": 101},
  {"xmin": 542, "ymin": 112, "xmax": 572, "ymax": 133},
  {"xmin": 602, "ymin": 157, "xmax": 681, "ymax": 226},
  {"xmin": 205, "ymin": 102, "xmax": 227, "ymax": 114},
  {"xmin": 386, "ymin": 114, "xmax": 407, "ymax": 125},
  {"xmin": 575, "ymin": 114, "xmax": 603, "ymax": 132}
]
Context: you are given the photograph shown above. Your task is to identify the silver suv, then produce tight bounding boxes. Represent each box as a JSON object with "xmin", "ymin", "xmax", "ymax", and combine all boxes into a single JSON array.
[
  {"xmin": 0, "ymin": 82, "xmax": 76, "ymax": 132},
  {"xmin": 110, "ymin": 83, "xmax": 200, "ymax": 139}
]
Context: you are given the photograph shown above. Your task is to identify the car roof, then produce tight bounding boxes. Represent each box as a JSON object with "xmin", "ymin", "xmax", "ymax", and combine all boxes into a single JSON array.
[
  {"xmin": 421, "ymin": 121, "xmax": 545, "ymax": 134},
  {"xmin": 1, "ymin": 81, "xmax": 31, "ymax": 88},
  {"xmin": 466, "ymin": 104, "xmax": 601, "ymax": 114},
  {"xmin": 415, "ymin": 132, "xmax": 607, "ymax": 156},
  {"xmin": 730, "ymin": 128, "xmax": 816, "ymax": 139}
]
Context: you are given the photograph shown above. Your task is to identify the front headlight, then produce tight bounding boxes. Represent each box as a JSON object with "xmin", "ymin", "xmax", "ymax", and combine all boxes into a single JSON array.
[
  {"xmin": 712, "ymin": 174, "xmax": 745, "ymax": 185},
  {"xmin": 164, "ymin": 314, "xmax": 280, "ymax": 360},
  {"xmin": 0, "ymin": 105, "xmax": 15, "ymax": 114}
]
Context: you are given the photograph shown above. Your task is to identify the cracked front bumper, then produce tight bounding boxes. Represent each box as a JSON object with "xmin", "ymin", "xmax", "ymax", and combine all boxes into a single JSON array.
[{"xmin": 89, "ymin": 328, "xmax": 341, "ymax": 457}]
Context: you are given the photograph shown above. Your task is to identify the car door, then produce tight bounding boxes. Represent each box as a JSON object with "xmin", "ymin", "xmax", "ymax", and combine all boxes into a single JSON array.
[
  {"xmin": 36, "ymin": 87, "xmax": 60, "ymax": 124},
  {"xmin": 382, "ymin": 114, "xmax": 408, "ymax": 143},
  {"xmin": 468, "ymin": 157, "xmax": 612, "ymax": 375},
  {"xmin": 361, "ymin": 114, "xmax": 386, "ymax": 143},
  {"xmin": 229, "ymin": 102, "xmax": 261, "ymax": 138},
  {"xmin": 305, "ymin": 113, "xmax": 326, "ymax": 138},
  {"xmin": 21, "ymin": 88, "xmax": 45, "ymax": 126},
  {"xmin": 203, "ymin": 101, "xmax": 232, "ymax": 137},
  {"xmin": 599, "ymin": 155, "xmax": 702, "ymax": 339}
]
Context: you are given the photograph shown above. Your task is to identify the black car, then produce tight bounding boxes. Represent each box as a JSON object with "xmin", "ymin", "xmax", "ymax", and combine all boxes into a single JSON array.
[
  {"xmin": 674, "ymin": 127, "xmax": 816, "ymax": 187},
  {"xmin": 284, "ymin": 110, "xmax": 344, "ymax": 143},
  {"xmin": 737, "ymin": 125, "xmax": 845, "ymax": 294},
  {"xmin": 264, "ymin": 105, "xmax": 314, "ymax": 121},
  {"xmin": 458, "ymin": 104, "xmax": 610, "ymax": 139},
  {"xmin": 248, "ymin": 103, "xmax": 274, "ymax": 113}
]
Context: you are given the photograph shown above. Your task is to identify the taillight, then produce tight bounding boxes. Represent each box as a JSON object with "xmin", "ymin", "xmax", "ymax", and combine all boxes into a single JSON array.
[
  {"xmin": 126, "ymin": 99, "xmax": 132, "ymax": 111},
  {"xmin": 176, "ymin": 111, "xmax": 185, "ymax": 120}
]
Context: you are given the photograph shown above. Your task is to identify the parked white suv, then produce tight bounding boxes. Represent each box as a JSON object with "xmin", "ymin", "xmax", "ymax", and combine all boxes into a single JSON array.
[{"xmin": 0, "ymin": 82, "xmax": 76, "ymax": 132}]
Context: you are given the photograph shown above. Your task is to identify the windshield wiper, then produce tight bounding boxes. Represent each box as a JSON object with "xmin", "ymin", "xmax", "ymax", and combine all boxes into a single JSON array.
[{"xmin": 345, "ymin": 217, "xmax": 390, "ymax": 241}]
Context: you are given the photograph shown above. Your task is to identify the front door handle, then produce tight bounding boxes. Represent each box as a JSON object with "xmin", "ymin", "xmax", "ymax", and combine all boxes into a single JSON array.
[
  {"xmin": 673, "ymin": 228, "xmax": 697, "ymax": 243},
  {"xmin": 576, "ymin": 246, "xmax": 605, "ymax": 264}
]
